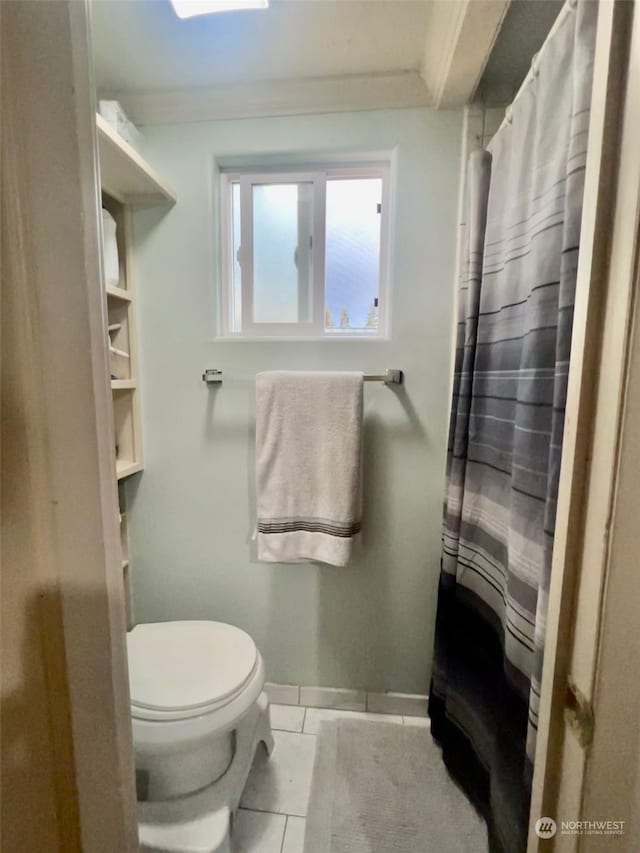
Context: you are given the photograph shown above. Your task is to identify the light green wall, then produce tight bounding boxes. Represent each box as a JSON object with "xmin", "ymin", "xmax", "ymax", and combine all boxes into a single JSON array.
[{"xmin": 127, "ymin": 108, "xmax": 462, "ymax": 694}]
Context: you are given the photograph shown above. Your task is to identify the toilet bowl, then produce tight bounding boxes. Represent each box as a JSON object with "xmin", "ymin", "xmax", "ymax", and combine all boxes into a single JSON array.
[{"xmin": 127, "ymin": 620, "xmax": 274, "ymax": 853}]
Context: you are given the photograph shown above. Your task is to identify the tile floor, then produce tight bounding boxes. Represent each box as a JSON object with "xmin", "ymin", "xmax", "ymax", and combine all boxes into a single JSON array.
[{"xmin": 235, "ymin": 705, "xmax": 430, "ymax": 853}]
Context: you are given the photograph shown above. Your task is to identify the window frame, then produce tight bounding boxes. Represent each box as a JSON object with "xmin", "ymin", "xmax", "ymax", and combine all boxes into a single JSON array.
[{"xmin": 218, "ymin": 163, "xmax": 391, "ymax": 339}]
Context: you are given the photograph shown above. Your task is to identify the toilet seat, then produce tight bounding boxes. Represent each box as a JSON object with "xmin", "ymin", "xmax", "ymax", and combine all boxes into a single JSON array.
[{"xmin": 128, "ymin": 621, "xmax": 259, "ymax": 722}]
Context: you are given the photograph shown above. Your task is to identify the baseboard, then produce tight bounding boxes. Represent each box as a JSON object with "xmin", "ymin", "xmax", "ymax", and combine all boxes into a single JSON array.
[{"xmin": 265, "ymin": 683, "xmax": 428, "ymax": 717}]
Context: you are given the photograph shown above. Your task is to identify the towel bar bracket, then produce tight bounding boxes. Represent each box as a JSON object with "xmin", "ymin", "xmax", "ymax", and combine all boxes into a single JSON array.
[
  {"xmin": 202, "ymin": 369, "xmax": 223, "ymax": 384},
  {"xmin": 202, "ymin": 368, "xmax": 403, "ymax": 386},
  {"xmin": 380, "ymin": 369, "xmax": 403, "ymax": 385}
]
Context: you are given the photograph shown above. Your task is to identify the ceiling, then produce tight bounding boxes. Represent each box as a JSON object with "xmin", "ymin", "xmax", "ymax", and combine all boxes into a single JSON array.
[
  {"xmin": 91, "ymin": 0, "xmax": 432, "ymax": 93},
  {"xmin": 90, "ymin": 0, "xmax": 563, "ymax": 125}
]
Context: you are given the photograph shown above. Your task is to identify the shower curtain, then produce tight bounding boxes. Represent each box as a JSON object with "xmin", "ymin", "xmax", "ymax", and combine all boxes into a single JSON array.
[{"xmin": 429, "ymin": 2, "xmax": 596, "ymax": 851}]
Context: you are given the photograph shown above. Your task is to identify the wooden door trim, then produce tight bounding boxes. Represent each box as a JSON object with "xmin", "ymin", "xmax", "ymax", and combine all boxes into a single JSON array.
[
  {"xmin": 2, "ymin": 1, "xmax": 138, "ymax": 848},
  {"xmin": 528, "ymin": 1, "xmax": 638, "ymax": 848}
]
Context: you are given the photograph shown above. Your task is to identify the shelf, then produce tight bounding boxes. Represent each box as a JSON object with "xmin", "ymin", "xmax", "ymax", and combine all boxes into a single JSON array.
[
  {"xmin": 111, "ymin": 379, "xmax": 137, "ymax": 390},
  {"xmin": 116, "ymin": 460, "xmax": 143, "ymax": 480},
  {"xmin": 106, "ymin": 285, "xmax": 133, "ymax": 302},
  {"xmin": 97, "ymin": 114, "xmax": 176, "ymax": 207}
]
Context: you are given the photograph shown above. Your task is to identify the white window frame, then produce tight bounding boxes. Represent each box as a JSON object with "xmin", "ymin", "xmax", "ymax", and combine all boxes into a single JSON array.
[{"xmin": 219, "ymin": 163, "xmax": 390, "ymax": 339}]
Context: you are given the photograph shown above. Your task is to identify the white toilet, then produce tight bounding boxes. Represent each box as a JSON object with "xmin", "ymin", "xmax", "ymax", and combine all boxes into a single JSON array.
[{"xmin": 127, "ymin": 620, "xmax": 274, "ymax": 853}]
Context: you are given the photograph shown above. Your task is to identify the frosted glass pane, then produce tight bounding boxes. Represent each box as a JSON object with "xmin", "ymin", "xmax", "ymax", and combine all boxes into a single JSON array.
[
  {"xmin": 253, "ymin": 183, "xmax": 313, "ymax": 324},
  {"xmin": 325, "ymin": 178, "xmax": 382, "ymax": 333}
]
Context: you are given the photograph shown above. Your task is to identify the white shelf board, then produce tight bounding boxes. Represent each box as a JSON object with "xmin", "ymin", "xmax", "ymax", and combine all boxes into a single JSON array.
[
  {"xmin": 96, "ymin": 114, "xmax": 176, "ymax": 206},
  {"xmin": 111, "ymin": 379, "xmax": 137, "ymax": 390},
  {"xmin": 106, "ymin": 285, "xmax": 133, "ymax": 302},
  {"xmin": 116, "ymin": 460, "xmax": 143, "ymax": 480}
]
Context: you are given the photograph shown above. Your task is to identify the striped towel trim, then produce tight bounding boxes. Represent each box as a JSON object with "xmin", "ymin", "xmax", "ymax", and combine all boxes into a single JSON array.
[{"xmin": 258, "ymin": 517, "xmax": 361, "ymax": 538}]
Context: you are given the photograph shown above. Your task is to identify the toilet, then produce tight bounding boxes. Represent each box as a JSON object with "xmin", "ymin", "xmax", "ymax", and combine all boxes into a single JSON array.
[{"xmin": 127, "ymin": 620, "xmax": 274, "ymax": 853}]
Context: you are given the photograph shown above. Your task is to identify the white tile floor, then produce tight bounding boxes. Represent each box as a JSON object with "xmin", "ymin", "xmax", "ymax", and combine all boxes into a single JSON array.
[{"xmin": 235, "ymin": 705, "xmax": 430, "ymax": 853}]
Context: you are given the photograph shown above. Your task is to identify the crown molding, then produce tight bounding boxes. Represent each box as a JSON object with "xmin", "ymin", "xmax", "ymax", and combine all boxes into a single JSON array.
[
  {"xmin": 111, "ymin": 70, "xmax": 432, "ymax": 127},
  {"xmin": 420, "ymin": 0, "xmax": 510, "ymax": 108}
]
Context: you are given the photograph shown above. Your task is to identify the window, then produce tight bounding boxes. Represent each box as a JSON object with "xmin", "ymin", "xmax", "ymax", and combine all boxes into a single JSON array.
[{"xmin": 219, "ymin": 164, "xmax": 389, "ymax": 337}]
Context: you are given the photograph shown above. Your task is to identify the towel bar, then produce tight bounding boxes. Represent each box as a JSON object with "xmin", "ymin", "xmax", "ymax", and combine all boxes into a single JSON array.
[{"xmin": 202, "ymin": 368, "xmax": 403, "ymax": 386}]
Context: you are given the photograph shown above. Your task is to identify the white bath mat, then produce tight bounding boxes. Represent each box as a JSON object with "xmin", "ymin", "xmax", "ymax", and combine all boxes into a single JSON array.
[{"xmin": 304, "ymin": 719, "xmax": 487, "ymax": 853}]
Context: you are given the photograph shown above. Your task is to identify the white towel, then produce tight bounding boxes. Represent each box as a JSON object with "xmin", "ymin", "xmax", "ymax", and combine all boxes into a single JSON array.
[{"xmin": 256, "ymin": 371, "xmax": 363, "ymax": 567}]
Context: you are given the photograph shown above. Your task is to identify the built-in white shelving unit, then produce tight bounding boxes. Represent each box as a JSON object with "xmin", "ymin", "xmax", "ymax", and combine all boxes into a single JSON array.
[
  {"xmin": 97, "ymin": 113, "xmax": 175, "ymax": 627},
  {"xmin": 97, "ymin": 112, "xmax": 175, "ymax": 483}
]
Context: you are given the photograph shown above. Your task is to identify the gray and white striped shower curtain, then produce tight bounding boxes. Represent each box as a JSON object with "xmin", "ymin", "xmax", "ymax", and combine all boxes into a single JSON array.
[{"xmin": 429, "ymin": 2, "xmax": 597, "ymax": 851}]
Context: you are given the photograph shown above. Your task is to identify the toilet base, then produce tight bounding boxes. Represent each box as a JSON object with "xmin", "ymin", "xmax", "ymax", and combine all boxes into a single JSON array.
[{"xmin": 138, "ymin": 692, "xmax": 274, "ymax": 853}]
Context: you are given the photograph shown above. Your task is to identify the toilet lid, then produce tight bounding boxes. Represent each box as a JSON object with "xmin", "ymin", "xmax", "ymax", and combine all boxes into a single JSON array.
[{"xmin": 127, "ymin": 621, "xmax": 258, "ymax": 714}]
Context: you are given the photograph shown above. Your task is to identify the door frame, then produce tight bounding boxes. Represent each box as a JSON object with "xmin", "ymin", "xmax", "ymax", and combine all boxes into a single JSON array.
[
  {"xmin": 2, "ymin": 1, "xmax": 138, "ymax": 848},
  {"xmin": 528, "ymin": 0, "xmax": 640, "ymax": 848}
]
